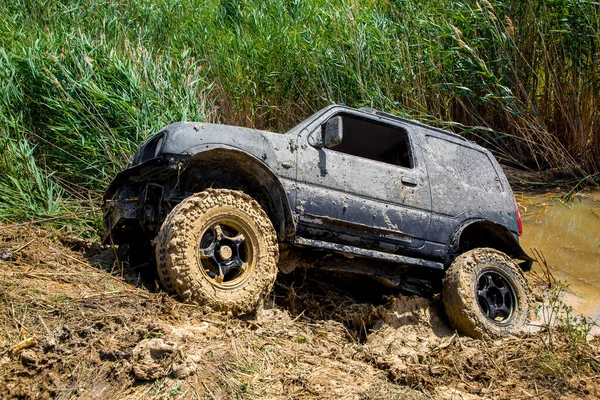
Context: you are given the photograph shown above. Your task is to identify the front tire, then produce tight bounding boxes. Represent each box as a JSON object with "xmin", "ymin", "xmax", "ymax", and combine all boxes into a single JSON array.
[
  {"xmin": 155, "ymin": 189, "xmax": 279, "ymax": 314},
  {"xmin": 442, "ymin": 248, "xmax": 531, "ymax": 338}
]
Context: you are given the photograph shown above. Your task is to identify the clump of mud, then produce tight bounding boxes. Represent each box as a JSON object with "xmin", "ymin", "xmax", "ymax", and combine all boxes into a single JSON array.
[
  {"xmin": 370, "ymin": 295, "xmax": 453, "ymax": 349},
  {"xmin": 366, "ymin": 296, "xmax": 454, "ymax": 371}
]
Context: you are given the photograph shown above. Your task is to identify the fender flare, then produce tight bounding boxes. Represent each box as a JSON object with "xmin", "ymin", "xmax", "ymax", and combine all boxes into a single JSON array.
[
  {"xmin": 449, "ymin": 219, "xmax": 534, "ymax": 271},
  {"xmin": 178, "ymin": 147, "xmax": 296, "ymax": 241}
]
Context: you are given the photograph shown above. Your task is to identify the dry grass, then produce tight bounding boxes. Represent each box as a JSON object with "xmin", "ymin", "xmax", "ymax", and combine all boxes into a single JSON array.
[{"xmin": 0, "ymin": 226, "xmax": 598, "ymax": 399}]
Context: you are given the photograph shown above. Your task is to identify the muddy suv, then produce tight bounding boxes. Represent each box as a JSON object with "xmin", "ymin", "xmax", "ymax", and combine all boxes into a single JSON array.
[{"xmin": 102, "ymin": 105, "xmax": 534, "ymax": 338}]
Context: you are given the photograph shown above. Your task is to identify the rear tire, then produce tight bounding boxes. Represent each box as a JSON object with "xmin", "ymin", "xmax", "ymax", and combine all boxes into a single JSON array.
[
  {"xmin": 155, "ymin": 189, "xmax": 278, "ymax": 314},
  {"xmin": 442, "ymin": 248, "xmax": 531, "ymax": 338}
]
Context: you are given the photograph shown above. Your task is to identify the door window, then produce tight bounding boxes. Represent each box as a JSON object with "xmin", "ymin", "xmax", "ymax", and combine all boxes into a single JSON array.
[{"xmin": 324, "ymin": 114, "xmax": 413, "ymax": 169}]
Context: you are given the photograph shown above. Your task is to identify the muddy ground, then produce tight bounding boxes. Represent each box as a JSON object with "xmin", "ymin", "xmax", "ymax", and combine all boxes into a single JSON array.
[{"xmin": 0, "ymin": 226, "xmax": 599, "ymax": 399}]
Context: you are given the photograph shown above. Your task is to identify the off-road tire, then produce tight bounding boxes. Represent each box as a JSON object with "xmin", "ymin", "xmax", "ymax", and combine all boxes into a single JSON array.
[
  {"xmin": 155, "ymin": 189, "xmax": 279, "ymax": 314},
  {"xmin": 442, "ymin": 248, "xmax": 531, "ymax": 339}
]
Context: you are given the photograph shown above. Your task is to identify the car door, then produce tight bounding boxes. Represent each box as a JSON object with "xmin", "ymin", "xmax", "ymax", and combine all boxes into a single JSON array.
[{"xmin": 294, "ymin": 111, "xmax": 431, "ymax": 253}]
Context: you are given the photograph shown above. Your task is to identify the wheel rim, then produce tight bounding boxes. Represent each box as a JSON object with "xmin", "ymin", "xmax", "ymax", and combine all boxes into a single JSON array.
[
  {"xmin": 196, "ymin": 217, "xmax": 255, "ymax": 289},
  {"xmin": 476, "ymin": 269, "xmax": 517, "ymax": 325}
]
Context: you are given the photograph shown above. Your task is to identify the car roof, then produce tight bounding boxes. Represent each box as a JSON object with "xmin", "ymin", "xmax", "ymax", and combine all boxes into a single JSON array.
[{"xmin": 357, "ymin": 107, "xmax": 469, "ymax": 142}]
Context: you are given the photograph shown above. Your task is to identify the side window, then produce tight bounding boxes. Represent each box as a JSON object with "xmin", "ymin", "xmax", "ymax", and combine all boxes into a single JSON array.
[{"xmin": 324, "ymin": 114, "xmax": 413, "ymax": 168}]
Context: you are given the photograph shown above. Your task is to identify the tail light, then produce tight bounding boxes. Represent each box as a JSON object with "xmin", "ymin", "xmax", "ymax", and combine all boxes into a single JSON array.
[{"xmin": 514, "ymin": 197, "xmax": 523, "ymax": 236}]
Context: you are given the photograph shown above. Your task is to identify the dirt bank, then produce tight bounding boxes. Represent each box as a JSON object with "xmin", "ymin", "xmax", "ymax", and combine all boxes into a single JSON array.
[{"xmin": 0, "ymin": 227, "xmax": 598, "ymax": 399}]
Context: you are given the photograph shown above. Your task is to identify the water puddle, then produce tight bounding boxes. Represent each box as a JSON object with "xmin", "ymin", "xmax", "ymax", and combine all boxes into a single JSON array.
[{"xmin": 518, "ymin": 190, "xmax": 600, "ymax": 334}]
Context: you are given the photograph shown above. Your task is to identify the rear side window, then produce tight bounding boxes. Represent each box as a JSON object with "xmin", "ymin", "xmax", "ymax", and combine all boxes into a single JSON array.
[{"xmin": 326, "ymin": 114, "xmax": 413, "ymax": 168}]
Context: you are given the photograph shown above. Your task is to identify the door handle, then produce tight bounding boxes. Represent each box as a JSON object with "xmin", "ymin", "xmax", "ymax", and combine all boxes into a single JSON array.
[{"xmin": 401, "ymin": 176, "xmax": 418, "ymax": 186}]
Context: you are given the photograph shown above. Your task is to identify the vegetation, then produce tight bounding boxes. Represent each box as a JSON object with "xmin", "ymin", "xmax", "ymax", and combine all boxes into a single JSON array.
[
  {"xmin": 0, "ymin": 0, "xmax": 598, "ymax": 224},
  {"xmin": 538, "ymin": 281, "xmax": 599, "ymax": 379}
]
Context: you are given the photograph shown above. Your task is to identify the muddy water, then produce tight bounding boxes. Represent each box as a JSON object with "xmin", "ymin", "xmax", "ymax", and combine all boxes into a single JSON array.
[{"xmin": 518, "ymin": 191, "xmax": 600, "ymax": 331}]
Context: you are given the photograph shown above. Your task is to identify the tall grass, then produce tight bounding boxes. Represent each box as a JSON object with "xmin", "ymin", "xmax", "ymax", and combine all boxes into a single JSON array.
[
  {"xmin": 0, "ymin": 136, "xmax": 64, "ymax": 222},
  {"xmin": 0, "ymin": 0, "xmax": 598, "ymax": 224}
]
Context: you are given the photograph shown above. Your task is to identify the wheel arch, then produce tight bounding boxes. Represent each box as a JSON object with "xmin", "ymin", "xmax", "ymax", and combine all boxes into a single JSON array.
[
  {"xmin": 449, "ymin": 220, "xmax": 534, "ymax": 271},
  {"xmin": 177, "ymin": 148, "xmax": 295, "ymax": 241}
]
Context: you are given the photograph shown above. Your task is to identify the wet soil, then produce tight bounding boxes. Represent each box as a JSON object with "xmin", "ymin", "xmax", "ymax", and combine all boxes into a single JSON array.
[
  {"xmin": 1, "ymin": 226, "xmax": 599, "ymax": 399},
  {"xmin": 518, "ymin": 190, "xmax": 600, "ymax": 334}
]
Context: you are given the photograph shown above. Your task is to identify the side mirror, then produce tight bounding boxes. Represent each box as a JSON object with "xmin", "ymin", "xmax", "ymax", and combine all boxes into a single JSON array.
[{"xmin": 323, "ymin": 116, "xmax": 343, "ymax": 148}]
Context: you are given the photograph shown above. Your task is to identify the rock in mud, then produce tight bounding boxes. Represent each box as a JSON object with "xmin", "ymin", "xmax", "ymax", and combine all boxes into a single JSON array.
[
  {"xmin": 131, "ymin": 338, "xmax": 177, "ymax": 381},
  {"xmin": 39, "ymin": 336, "xmax": 57, "ymax": 352},
  {"xmin": 20, "ymin": 349, "xmax": 38, "ymax": 367},
  {"xmin": 171, "ymin": 354, "xmax": 201, "ymax": 379}
]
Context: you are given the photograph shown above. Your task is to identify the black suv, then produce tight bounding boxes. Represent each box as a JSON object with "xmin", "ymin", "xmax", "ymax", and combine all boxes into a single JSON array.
[{"xmin": 102, "ymin": 105, "xmax": 534, "ymax": 338}]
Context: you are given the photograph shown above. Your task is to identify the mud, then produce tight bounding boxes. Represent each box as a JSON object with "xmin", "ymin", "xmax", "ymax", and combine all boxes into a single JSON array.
[
  {"xmin": 0, "ymin": 226, "xmax": 599, "ymax": 399},
  {"xmin": 518, "ymin": 190, "xmax": 600, "ymax": 334}
]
